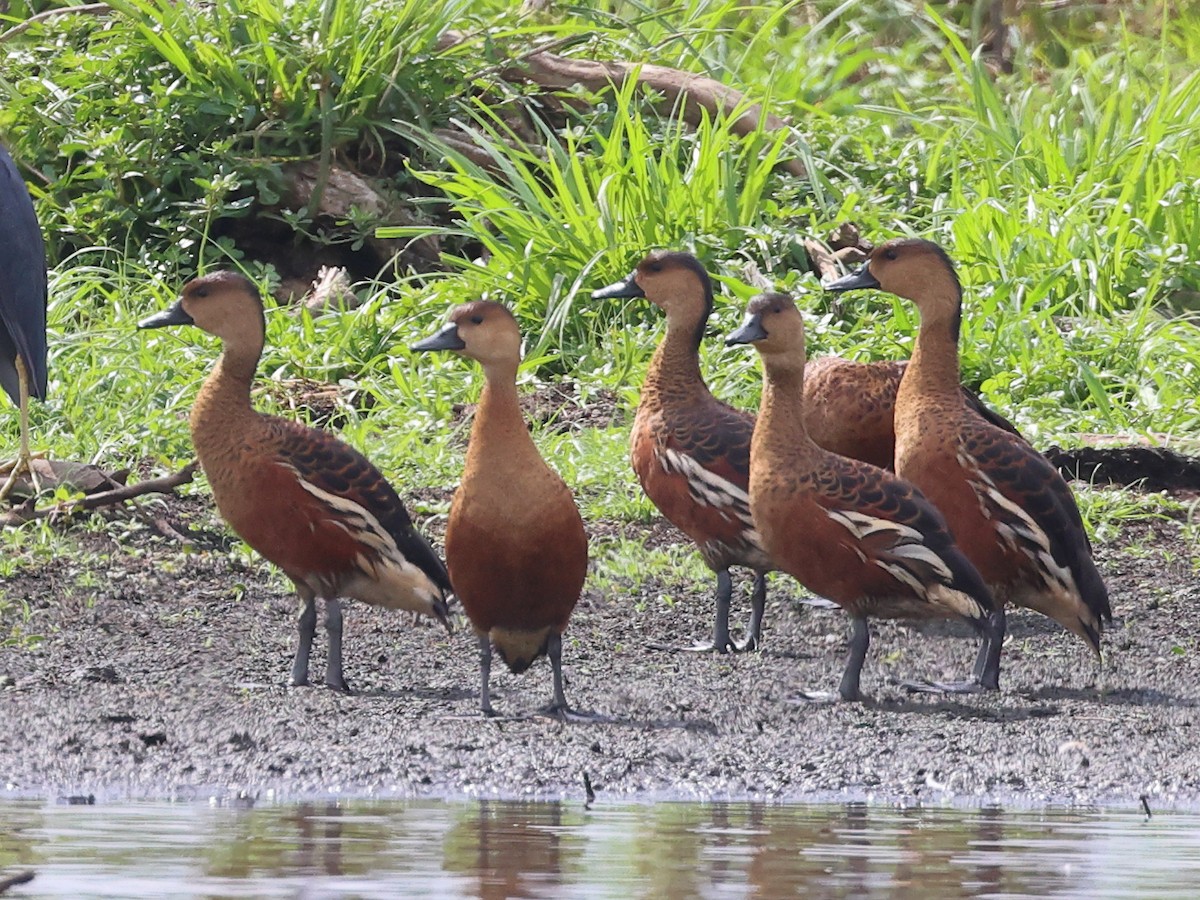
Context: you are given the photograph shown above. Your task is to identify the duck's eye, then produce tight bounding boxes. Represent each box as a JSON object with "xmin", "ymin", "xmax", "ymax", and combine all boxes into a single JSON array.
[
  {"xmin": 195, "ymin": 288, "xmax": 209, "ymax": 298},
  {"xmin": 470, "ymin": 314, "xmax": 484, "ymax": 325},
  {"xmin": 647, "ymin": 262, "xmax": 662, "ymax": 273},
  {"xmin": 884, "ymin": 249, "xmax": 898, "ymax": 261}
]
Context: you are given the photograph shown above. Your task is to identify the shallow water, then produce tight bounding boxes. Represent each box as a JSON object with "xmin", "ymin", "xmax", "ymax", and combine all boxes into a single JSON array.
[{"xmin": 1, "ymin": 798, "xmax": 1198, "ymax": 898}]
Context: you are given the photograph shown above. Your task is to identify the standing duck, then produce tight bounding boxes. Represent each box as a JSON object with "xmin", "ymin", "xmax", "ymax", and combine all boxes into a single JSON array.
[
  {"xmin": 139, "ymin": 271, "xmax": 451, "ymax": 691},
  {"xmin": 593, "ymin": 252, "xmax": 773, "ymax": 653},
  {"xmin": 726, "ymin": 292, "xmax": 1002, "ymax": 701},
  {"xmin": 826, "ymin": 238, "xmax": 1111, "ymax": 683},
  {"xmin": 591, "ymin": 250, "xmax": 1012, "ymax": 653},
  {"xmin": 412, "ymin": 301, "xmax": 590, "ymax": 719}
]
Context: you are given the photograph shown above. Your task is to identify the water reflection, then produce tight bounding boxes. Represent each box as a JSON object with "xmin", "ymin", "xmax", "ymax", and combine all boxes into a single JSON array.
[
  {"xmin": 444, "ymin": 801, "xmax": 581, "ymax": 900},
  {"xmin": 0, "ymin": 797, "xmax": 1197, "ymax": 898}
]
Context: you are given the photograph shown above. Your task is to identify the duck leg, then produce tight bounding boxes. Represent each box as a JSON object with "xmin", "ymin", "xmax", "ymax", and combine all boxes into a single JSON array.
[
  {"xmin": 324, "ymin": 598, "xmax": 350, "ymax": 693},
  {"xmin": 793, "ymin": 616, "xmax": 870, "ymax": 703},
  {"xmin": 291, "ymin": 587, "xmax": 317, "ymax": 687},
  {"xmin": 541, "ymin": 632, "xmax": 597, "ymax": 722},
  {"xmin": 648, "ymin": 569, "xmax": 737, "ymax": 653},
  {"xmin": 0, "ymin": 357, "xmax": 38, "ymax": 503},
  {"xmin": 736, "ymin": 572, "xmax": 768, "ymax": 652},
  {"xmin": 891, "ymin": 607, "xmax": 1006, "ymax": 695},
  {"xmin": 478, "ymin": 633, "xmax": 496, "ymax": 717}
]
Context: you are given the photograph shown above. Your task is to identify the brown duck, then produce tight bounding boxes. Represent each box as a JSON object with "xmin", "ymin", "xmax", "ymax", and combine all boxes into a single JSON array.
[
  {"xmin": 138, "ymin": 271, "xmax": 451, "ymax": 692},
  {"xmin": 726, "ymin": 292, "xmax": 1002, "ymax": 700},
  {"xmin": 412, "ymin": 301, "xmax": 590, "ymax": 719},
  {"xmin": 826, "ymin": 237, "xmax": 1111, "ymax": 686}
]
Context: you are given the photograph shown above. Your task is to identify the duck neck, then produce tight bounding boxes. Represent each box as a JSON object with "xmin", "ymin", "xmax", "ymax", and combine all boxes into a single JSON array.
[
  {"xmin": 905, "ymin": 298, "xmax": 963, "ymax": 403},
  {"xmin": 190, "ymin": 339, "xmax": 262, "ymax": 449},
  {"xmin": 644, "ymin": 312, "xmax": 712, "ymax": 405},
  {"xmin": 756, "ymin": 359, "xmax": 815, "ymax": 457},
  {"xmin": 467, "ymin": 360, "xmax": 535, "ymax": 468}
]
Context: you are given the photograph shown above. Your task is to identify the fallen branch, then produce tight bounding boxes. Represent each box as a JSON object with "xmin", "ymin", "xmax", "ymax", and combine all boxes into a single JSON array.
[
  {"xmin": 508, "ymin": 51, "xmax": 809, "ymax": 179},
  {"xmin": 0, "ymin": 461, "xmax": 199, "ymax": 528},
  {"xmin": 1045, "ymin": 446, "xmax": 1200, "ymax": 492},
  {"xmin": 0, "ymin": 870, "xmax": 35, "ymax": 895},
  {"xmin": 437, "ymin": 31, "xmax": 808, "ymax": 179},
  {"xmin": 0, "ymin": 3, "xmax": 111, "ymax": 43}
]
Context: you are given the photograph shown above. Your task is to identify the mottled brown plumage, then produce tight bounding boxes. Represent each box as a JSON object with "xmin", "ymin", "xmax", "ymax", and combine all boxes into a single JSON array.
[
  {"xmin": 806, "ymin": 357, "xmax": 1021, "ymax": 469},
  {"xmin": 412, "ymin": 301, "xmax": 589, "ymax": 719},
  {"xmin": 592, "ymin": 250, "xmax": 1014, "ymax": 652},
  {"xmin": 138, "ymin": 271, "xmax": 451, "ymax": 692},
  {"xmin": 594, "ymin": 252, "xmax": 771, "ymax": 652},
  {"xmin": 727, "ymin": 292, "xmax": 1001, "ymax": 701},
  {"xmin": 826, "ymin": 238, "xmax": 1111, "ymax": 674}
]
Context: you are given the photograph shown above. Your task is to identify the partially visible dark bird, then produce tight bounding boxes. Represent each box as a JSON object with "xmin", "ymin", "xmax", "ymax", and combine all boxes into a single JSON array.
[
  {"xmin": 0, "ymin": 142, "xmax": 49, "ymax": 500},
  {"xmin": 139, "ymin": 271, "xmax": 451, "ymax": 692}
]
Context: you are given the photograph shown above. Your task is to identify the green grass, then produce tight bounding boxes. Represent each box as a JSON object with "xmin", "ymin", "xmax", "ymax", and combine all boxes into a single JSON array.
[{"xmin": 0, "ymin": 0, "xmax": 1198, "ymax": 601}]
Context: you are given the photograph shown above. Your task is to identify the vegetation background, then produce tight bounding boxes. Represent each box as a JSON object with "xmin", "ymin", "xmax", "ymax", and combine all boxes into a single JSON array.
[{"xmin": 0, "ymin": 0, "xmax": 1198, "ymax": 634}]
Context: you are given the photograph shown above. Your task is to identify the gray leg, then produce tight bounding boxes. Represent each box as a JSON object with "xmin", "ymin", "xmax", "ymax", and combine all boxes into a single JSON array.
[
  {"xmin": 324, "ymin": 598, "xmax": 349, "ymax": 693},
  {"xmin": 838, "ymin": 617, "xmax": 871, "ymax": 701},
  {"xmin": 478, "ymin": 633, "xmax": 496, "ymax": 716},
  {"xmin": 974, "ymin": 607, "xmax": 1006, "ymax": 690},
  {"xmin": 791, "ymin": 617, "xmax": 870, "ymax": 704},
  {"xmin": 892, "ymin": 607, "xmax": 1006, "ymax": 695},
  {"xmin": 549, "ymin": 632, "xmax": 569, "ymax": 710},
  {"xmin": 542, "ymin": 632, "xmax": 596, "ymax": 722},
  {"xmin": 737, "ymin": 572, "xmax": 768, "ymax": 652},
  {"xmin": 0, "ymin": 356, "xmax": 36, "ymax": 502},
  {"xmin": 291, "ymin": 588, "xmax": 317, "ymax": 687},
  {"xmin": 709, "ymin": 569, "xmax": 735, "ymax": 653},
  {"xmin": 646, "ymin": 568, "xmax": 737, "ymax": 653}
]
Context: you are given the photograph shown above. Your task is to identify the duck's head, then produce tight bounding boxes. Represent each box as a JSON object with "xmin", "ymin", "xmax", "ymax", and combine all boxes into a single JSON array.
[
  {"xmin": 411, "ymin": 300, "xmax": 521, "ymax": 370},
  {"xmin": 592, "ymin": 250, "xmax": 714, "ymax": 326},
  {"xmin": 824, "ymin": 237, "xmax": 963, "ymax": 335},
  {"xmin": 725, "ymin": 292, "xmax": 805, "ymax": 368},
  {"xmin": 138, "ymin": 270, "xmax": 265, "ymax": 344}
]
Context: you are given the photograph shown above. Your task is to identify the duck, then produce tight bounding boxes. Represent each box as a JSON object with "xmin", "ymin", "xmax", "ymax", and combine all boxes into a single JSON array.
[
  {"xmin": 591, "ymin": 249, "xmax": 1012, "ymax": 654},
  {"xmin": 825, "ymin": 237, "xmax": 1111, "ymax": 684},
  {"xmin": 593, "ymin": 252, "xmax": 774, "ymax": 653},
  {"xmin": 412, "ymin": 301, "xmax": 590, "ymax": 719},
  {"xmin": 726, "ymin": 292, "xmax": 1002, "ymax": 700},
  {"xmin": 805, "ymin": 356, "xmax": 1022, "ymax": 469},
  {"xmin": 138, "ymin": 271, "xmax": 451, "ymax": 692}
]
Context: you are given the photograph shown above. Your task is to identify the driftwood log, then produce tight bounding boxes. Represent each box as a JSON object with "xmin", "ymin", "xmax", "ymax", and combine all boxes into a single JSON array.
[{"xmin": 437, "ymin": 30, "xmax": 808, "ymax": 180}]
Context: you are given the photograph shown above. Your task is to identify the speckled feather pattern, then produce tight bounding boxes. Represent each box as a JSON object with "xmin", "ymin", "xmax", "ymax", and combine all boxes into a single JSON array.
[{"xmin": 752, "ymin": 433, "xmax": 992, "ymax": 623}]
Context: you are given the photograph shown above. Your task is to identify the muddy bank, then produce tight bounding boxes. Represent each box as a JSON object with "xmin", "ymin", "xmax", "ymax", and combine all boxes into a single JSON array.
[{"xmin": 0, "ymin": 493, "xmax": 1196, "ymax": 808}]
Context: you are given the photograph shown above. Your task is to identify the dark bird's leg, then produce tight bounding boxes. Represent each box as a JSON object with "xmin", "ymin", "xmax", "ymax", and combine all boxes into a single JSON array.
[
  {"xmin": 541, "ymin": 632, "xmax": 597, "ymax": 722},
  {"xmin": 478, "ymin": 633, "xmax": 496, "ymax": 717},
  {"xmin": 891, "ymin": 607, "xmax": 1006, "ymax": 695},
  {"xmin": 792, "ymin": 616, "xmax": 870, "ymax": 704},
  {"xmin": 291, "ymin": 588, "xmax": 317, "ymax": 687},
  {"xmin": 736, "ymin": 572, "xmax": 768, "ymax": 652},
  {"xmin": 974, "ymin": 607, "xmax": 1006, "ymax": 690},
  {"xmin": 324, "ymin": 598, "xmax": 350, "ymax": 693},
  {"xmin": 0, "ymin": 356, "xmax": 37, "ymax": 503}
]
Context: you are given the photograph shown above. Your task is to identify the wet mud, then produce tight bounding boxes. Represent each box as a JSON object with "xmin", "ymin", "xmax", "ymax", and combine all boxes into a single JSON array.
[{"xmin": 0, "ymin": 493, "xmax": 1197, "ymax": 809}]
